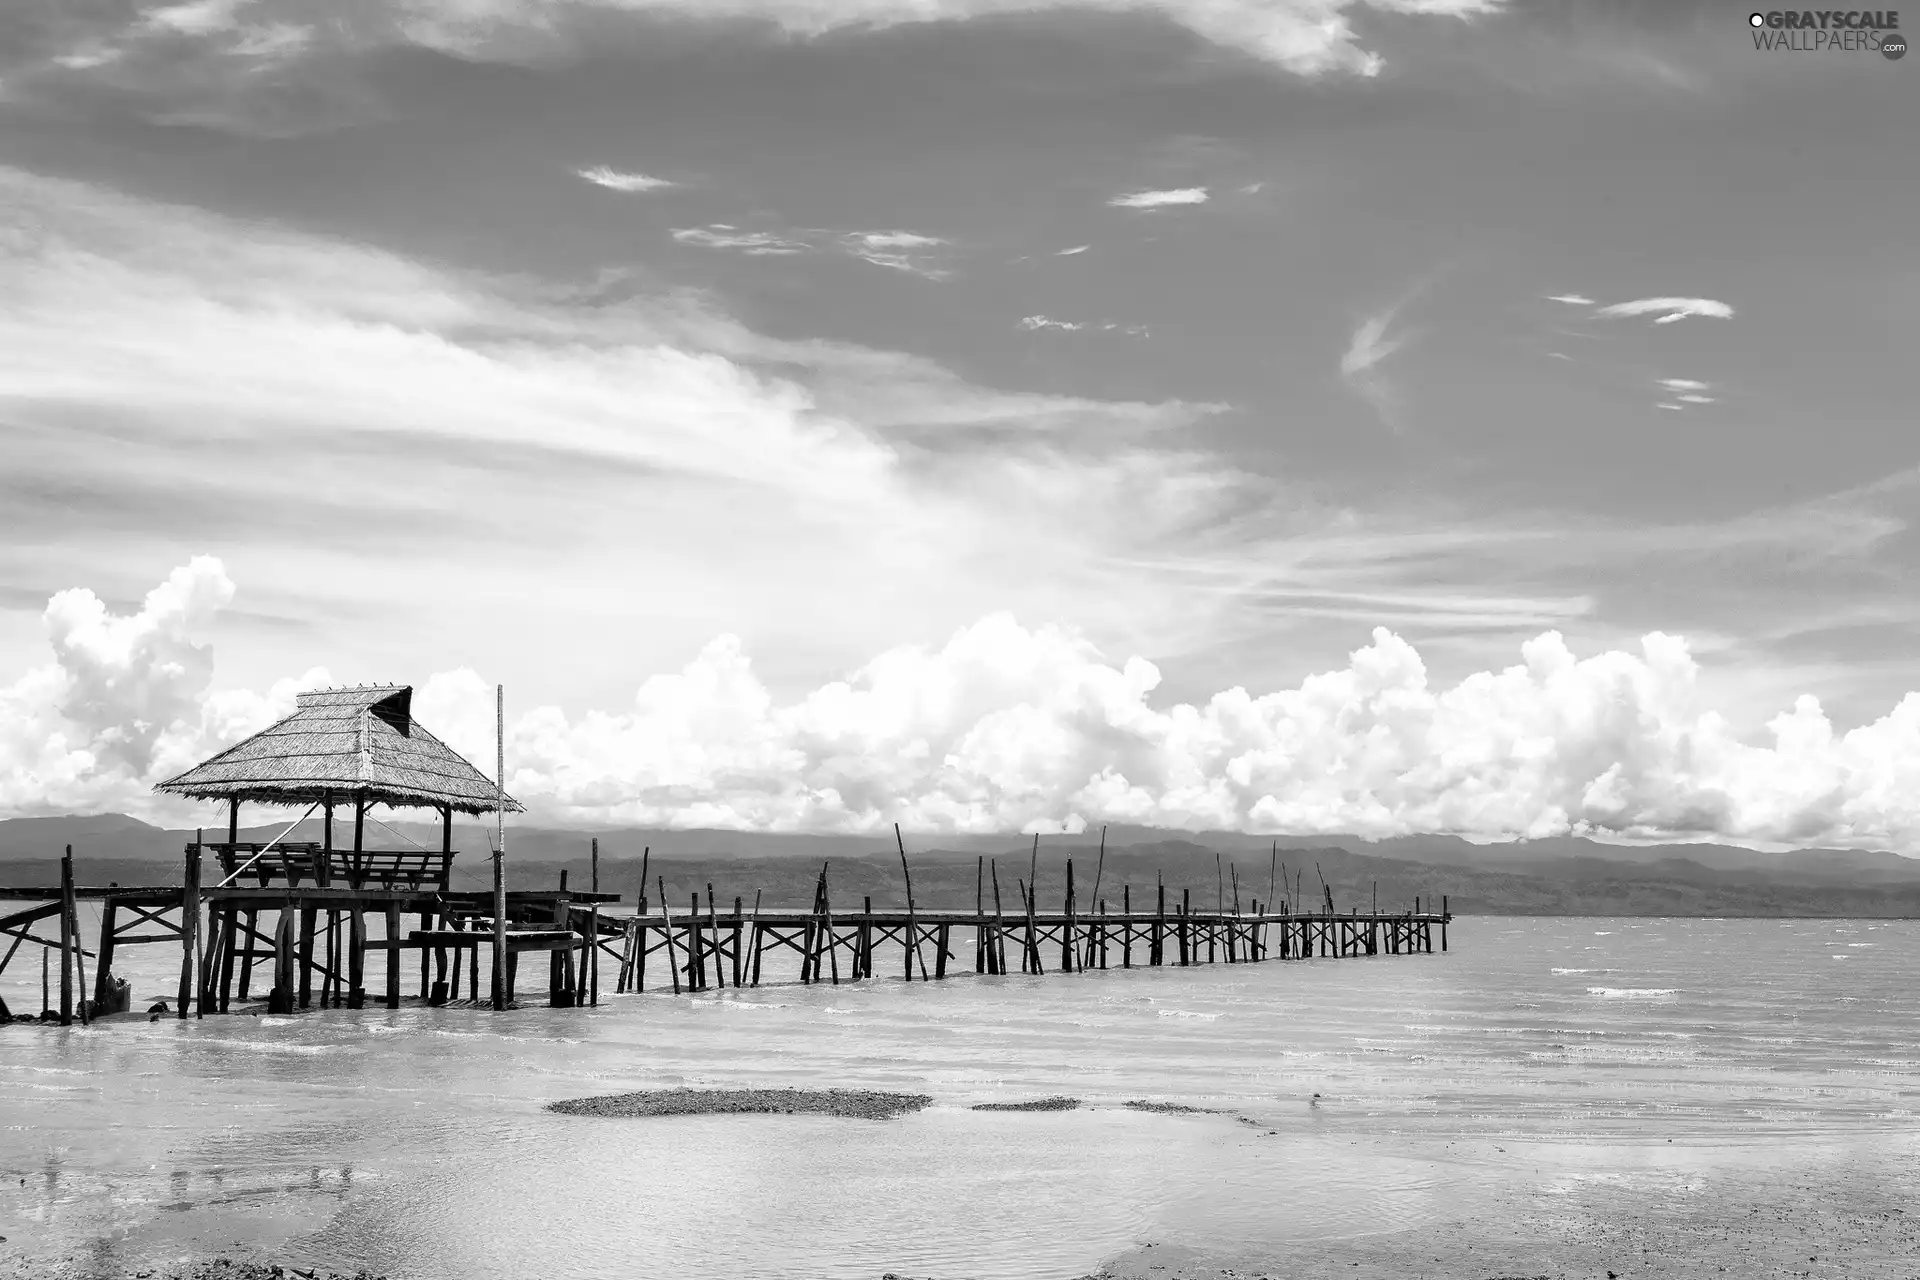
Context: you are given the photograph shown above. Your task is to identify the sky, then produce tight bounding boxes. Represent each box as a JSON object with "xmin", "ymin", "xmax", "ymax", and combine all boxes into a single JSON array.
[{"xmin": 1, "ymin": 0, "xmax": 1917, "ymax": 846}]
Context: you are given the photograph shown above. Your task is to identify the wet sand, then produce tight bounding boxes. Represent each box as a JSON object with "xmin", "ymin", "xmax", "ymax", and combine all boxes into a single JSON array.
[{"xmin": 1079, "ymin": 1145, "xmax": 1920, "ymax": 1280}]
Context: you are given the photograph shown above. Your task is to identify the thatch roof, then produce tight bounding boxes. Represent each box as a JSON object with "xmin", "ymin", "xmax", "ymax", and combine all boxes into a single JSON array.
[{"xmin": 154, "ymin": 685, "xmax": 523, "ymax": 814}]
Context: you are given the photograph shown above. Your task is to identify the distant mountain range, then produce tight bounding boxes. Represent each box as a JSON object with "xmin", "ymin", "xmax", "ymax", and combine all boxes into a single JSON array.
[{"xmin": 4, "ymin": 812, "xmax": 1919, "ymax": 917}]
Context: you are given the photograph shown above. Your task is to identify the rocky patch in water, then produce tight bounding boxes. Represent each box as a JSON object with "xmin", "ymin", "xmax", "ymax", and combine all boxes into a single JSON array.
[{"xmin": 547, "ymin": 1087, "xmax": 932, "ymax": 1120}]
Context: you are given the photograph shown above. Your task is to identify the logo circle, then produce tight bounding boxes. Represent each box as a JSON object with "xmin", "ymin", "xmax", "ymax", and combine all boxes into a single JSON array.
[
  {"xmin": 1749, "ymin": 11, "xmax": 1765, "ymax": 26},
  {"xmin": 1884, "ymin": 33, "xmax": 1908, "ymax": 59}
]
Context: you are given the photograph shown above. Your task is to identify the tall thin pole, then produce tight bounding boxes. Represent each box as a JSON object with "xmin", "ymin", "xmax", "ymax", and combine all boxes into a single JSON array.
[{"xmin": 493, "ymin": 683, "xmax": 507, "ymax": 1011}]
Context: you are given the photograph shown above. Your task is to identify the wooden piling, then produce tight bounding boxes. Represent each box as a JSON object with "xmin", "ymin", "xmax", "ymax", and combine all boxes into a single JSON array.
[
  {"xmin": 385, "ymin": 903, "xmax": 402, "ymax": 1009},
  {"xmin": 657, "ymin": 876, "xmax": 682, "ymax": 996},
  {"xmin": 178, "ymin": 841, "xmax": 201, "ymax": 1020},
  {"xmin": 894, "ymin": 824, "xmax": 929, "ymax": 982},
  {"xmin": 58, "ymin": 847, "xmax": 75, "ymax": 1026},
  {"xmin": 349, "ymin": 909, "xmax": 367, "ymax": 1008}
]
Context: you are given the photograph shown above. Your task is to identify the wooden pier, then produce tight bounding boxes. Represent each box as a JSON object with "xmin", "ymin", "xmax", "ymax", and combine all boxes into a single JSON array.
[
  {"xmin": 611, "ymin": 879, "xmax": 1450, "ymax": 994},
  {"xmin": 0, "ymin": 685, "xmax": 1456, "ymax": 1025},
  {"xmin": 1, "ymin": 845, "xmax": 623, "ymax": 1024}
]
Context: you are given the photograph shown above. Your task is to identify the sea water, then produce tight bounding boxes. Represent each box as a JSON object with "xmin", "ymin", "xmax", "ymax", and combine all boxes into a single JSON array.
[{"xmin": 2, "ymin": 916, "xmax": 1917, "ymax": 1279}]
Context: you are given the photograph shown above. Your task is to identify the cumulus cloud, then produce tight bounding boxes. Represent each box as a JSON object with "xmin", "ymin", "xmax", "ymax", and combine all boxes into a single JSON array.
[
  {"xmin": 15, "ymin": 563, "xmax": 1920, "ymax": 852},
  {"xmin": 1595, "ymin": 297, "xmax": 1735, "ymax": 324},
  {"xmin": 1020, "ymin": 315, "xmax": 1087, "ymax": 332},
  {"xmin": 1110, "ymin": 187, "xmax": 1210, "ymax": 209},
  {"xmin": 577, "ymin": 165, "xmax": 677, "ymax": 192},
  {"xmin": 0, "ymin": 558, "xmax": 326, "ymax": 818}
]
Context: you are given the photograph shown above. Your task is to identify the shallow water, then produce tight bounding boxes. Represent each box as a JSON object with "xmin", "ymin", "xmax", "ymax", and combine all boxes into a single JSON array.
[{"xmin": 3, "ymin": 916, "xmax": 1918, "ymax": 1279}]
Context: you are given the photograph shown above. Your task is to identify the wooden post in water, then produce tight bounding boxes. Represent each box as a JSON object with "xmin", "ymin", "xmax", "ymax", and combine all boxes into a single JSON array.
[
  {"xmin": 1122, "ymin": 884, "xmax": 1132, "ymax": 968},
  {"xmin": 747, "ymin": 889, "xmax": 763, "ymax": 986},
  {"xmin": 57, "ymin": 846, "xmax": 73, "ymax": 1025},
  {"xmin": 1442, "ymin": 895, "xmax": 1449, "ymax": 952},
  {"xmin": 178, "ymin": 839, "xmax": 201, "ymax": 1019},
  {"xmin": 732, "ymin": 896, "xmax": 744, "ymax": 988},
  {"xmin": 657, "ymin": 877, "xmax": 681, "ymax": 995},
  {"xmin": 1153, "ymin": 876, "xmax": 1166, "ymax": 966},
  {"xmin": 894, "ymin": 823, "xmax": 928, "ymax": 981},
  {"xmin": 990, "ymin": 861, "xmax": 1007, "ymax": 976},
  {"xmin": 706, "ymin": 886, "xmax": 723, "ymax": 990},
  {"xmin": 349, "ymin": 909, "xmax": 366, "ymax": 1007},
  {"xmin": 1084, "ymin": 828, "xmax": 1106, "ymax": 971},
  {"xmin": 974, "ymin": 856, "xmax": 985, "ymax": 974},
  {"xmin": 492, "ymin": 684, "xmax": 508, "ymax": 1011},
  {"xmin": 94, "ymin": 899, "xmax": 120, "ymax": 1013},
  {"xmin": 1062, "ymin": 858, "xmax": 1076, "ymax": 974},
  {"xmin": 1167, "ymin": 886, "xmax": 1182, "ymax": 967}
]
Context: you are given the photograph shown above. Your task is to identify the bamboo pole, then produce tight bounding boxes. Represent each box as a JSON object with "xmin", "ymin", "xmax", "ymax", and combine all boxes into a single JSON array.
[
  {"xmin": 493, "ymin": 684, "xmax": 508, "ymax": 1011},
  {"xmin": 1083, "ymin": 827, "xmax": 1107, "ymax": 970},
  {"xmin": 820, "ymin": 863, "xmax": 840, "ymax": 986},
  {"xmin": 657, "ymin": 876, "xmax": 681, "ymax": 995},
  {"xmin": 894, "ymin": 823, "xmax": 928, "ymax": 981},
  {"xmin": 990, "ymin": 859, "xmax": 1007, "ymax": 975},
  {"xmin": 746, "ymin": 889, "xmax": 763, "ymax": 986}
]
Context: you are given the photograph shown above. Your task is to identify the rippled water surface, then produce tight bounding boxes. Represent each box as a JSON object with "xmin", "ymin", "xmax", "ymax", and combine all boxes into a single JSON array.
[{"xmin": 3, "ymin": 916, "xmax": 1918, "ymax": 1278}]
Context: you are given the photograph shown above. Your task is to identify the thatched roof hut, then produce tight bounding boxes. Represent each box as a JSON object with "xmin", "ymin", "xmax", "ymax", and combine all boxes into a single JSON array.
[{"xmin": 156, "ymin": 684, "xmax": 521, "ymax": 816}]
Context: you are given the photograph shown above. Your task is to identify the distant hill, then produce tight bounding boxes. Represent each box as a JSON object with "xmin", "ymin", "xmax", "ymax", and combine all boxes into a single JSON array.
[{"xmin": 5, "ymin": 812, "xmax": 1919, "ymax": 917}]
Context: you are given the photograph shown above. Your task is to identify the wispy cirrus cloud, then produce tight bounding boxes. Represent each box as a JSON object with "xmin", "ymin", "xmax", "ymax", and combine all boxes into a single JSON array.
[
  {"xmin": 1546, "ymin": 293, "xmax": 1595, "ymax": 305},
  {"xmin": 1057, "ymin": 245, "xmax": 1091, "ymax": 256},
  {"xmin": 576, "ymin": 165, "xmax": 677, "ymax": 193},
  {"xmin": 1019, "ymin": 315, "xmax": 1148, "ymax": 336},
  {"xmin": 838, "ymin": 231, "xmax": 950, "ymax": 279},
  {"xmin": 673, "ymin": 224, "xmax": 952, "ymax": 276},
  {"xmin": 1596, "ymin": 296, "xmax": 1735, "ymax": 324},
  {"xmin": 1340, "ymin": 297, "xmax": 1418, "ymax": 431},
  {"xmin": 1110, "ymin": 187, "xmax": 1209, "ymax": 210},
  {"xmin": 672, "ymin": 225, "xmax": 809, "ymax": 255}
]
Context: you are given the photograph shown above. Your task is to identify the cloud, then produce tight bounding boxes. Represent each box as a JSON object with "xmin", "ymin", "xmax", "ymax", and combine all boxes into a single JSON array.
[
  {"xmin": 1340, "ymin": 300, "xmax": 1417, "ymax": 429},
  {"xmin": 576, "ymin": 165, "xmax": 677, "ymax": 193},
  {"xmin": 1656, "ymin": 402, "xmax": 1684, "ymax": 411},
  {"xmin": 1595, "ymin": 297, "xmax": 1735, "ymax": 324},
  {"xmin": 0, "ymin": 164, "xmax": 1254, "ymax": 718},
  {"xmin": 1676, "ymin": 394, "xmax": 1714, "ymax": 404},
  {"xmin": 1659, "ymin": 378, "xmax": 1709, "ymax": 392},
  {"xmin": 837, "ymin": 231, "xmax": 951, "ymax": 279},
  {"xmin": 1018, "ymin": 315, "xmax": 1147, "ymax": 337},
  {"xmin": 1546, "ymin": 293, "xmax": 1595, "ymax": 305},
  {"xmin": 17, "ymin": 565, "xmax": 1920, "ymax": 853},
  {"xmin": 671, "ymin": 225, "xmax": 810, "ymax": 255},
  {"xmin": 7, "ymin": 0, "xmax": 1507, "ymax": 138},
  {"xmin": 1110, "ymin": 187, "xmax": 1210, "ymax": 209},
  {"xmin": 1057, "ymin": 245, "xmax": 1091, "ymax": 256},
  {"xmin": 669, "ymin": 224, "xmax": 951, "ymax": 275}
]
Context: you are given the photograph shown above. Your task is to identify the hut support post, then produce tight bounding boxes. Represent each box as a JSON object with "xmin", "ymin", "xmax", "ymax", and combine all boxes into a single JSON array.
[
  {"xmin": 58, "ymin": 847, "xmax": 76, "ymax": 1025},
  {"xmin": 178, "ymin": 842, "xmax": 201, "ymax": 1019},
  {"xmin": 385, "ymin": 903, "xmax": 402, "ymax": 1009},
  {"xmin": 92, "ymin": 899, "xmax": 120, "ymax": 1012}
]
